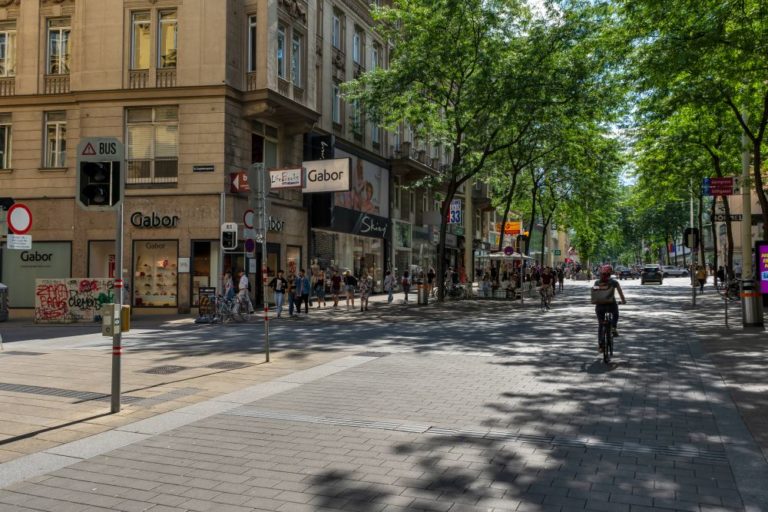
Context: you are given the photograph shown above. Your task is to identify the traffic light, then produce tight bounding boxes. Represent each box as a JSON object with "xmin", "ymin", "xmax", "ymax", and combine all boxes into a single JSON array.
[
  {"xmin": 77, "ymin": 161, "xmax": 121, "ymax": 210},
  {"xmin": 683, "ymin": 227, "xmax": 699, "ymax": 249},
  {"xmin": 221, "ymin": 222, "xmax": 238, "ymax": 250}
]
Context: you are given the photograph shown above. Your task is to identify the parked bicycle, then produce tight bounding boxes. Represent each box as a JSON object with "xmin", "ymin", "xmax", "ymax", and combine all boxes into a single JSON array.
[
  {"xmin": 430, "ymin": 281, "xmax": 467, "ymax": 300},
  {"xmin": 214, "ymin": 294, "xmax": 249, "ymax": 323},
  {"xmin": 716, "ymin": 278, "xmax": 740, "ymax": 302}
]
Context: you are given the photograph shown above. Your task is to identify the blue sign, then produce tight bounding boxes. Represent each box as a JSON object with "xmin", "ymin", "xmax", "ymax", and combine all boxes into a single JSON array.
[{"xmin": 449, "ymin": 199, "xmax": 462, "ymax": 224}]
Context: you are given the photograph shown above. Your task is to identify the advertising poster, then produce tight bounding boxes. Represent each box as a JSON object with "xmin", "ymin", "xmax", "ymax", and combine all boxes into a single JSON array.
[
  {"xmin": 333, "ymin": 149, "xmax": 390, "ymax": 217},
  {"xmin": 758, "ymin": 241, "xmax": 768, "ymax": 294}
]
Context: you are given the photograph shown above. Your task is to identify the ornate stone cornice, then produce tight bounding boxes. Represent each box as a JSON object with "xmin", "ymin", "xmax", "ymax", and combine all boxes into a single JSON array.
[
  {"xmin": 0, "ymin": 0, "xmax": 20, "ymax": 7},
  {"xmin": 42, "ymin": 0, "xmax": 70, "ymax": 4},
  {"xmin": 278, "ymin": 0, "xmax": 307, "ymax": 24}
]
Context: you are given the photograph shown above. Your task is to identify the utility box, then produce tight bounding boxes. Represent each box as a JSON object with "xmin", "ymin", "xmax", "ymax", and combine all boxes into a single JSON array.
[
  {"xmin": 121, "ymin": 305, "xmax": 131, "ymax": 332},
  {"xmin": 0, "ymin": 283, "xmax": 8, "ymax": 322},
  {"xmin": 101, "ymin": 304, "xmax": 121, "ymax": 337}
]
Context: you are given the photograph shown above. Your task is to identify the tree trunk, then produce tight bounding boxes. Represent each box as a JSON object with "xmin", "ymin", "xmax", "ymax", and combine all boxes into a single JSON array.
[
  {"xmin": 526, "ymin": 181, "xmax": 539, "ymax": 256},
  {"xmin": 723, "ymin": 195, "xmax": 735, "ymax": 273},
  {"xmin": 666, "ymin": 235, "xmax": 672, "ymax": 265},
  {"xmin": 540, "ymin": 212, "xmax": 552, "ymax": 267},
  {"xmin": 681, "ymin": 234, "xmax": 686, "ymax": 267},
  {"xmin": 495, "ymin": 170, "xmax": 519, "ymax": 281},
  {"xmin": 437, "ymin": 180, "xmax": 458, "ymax": 303}
]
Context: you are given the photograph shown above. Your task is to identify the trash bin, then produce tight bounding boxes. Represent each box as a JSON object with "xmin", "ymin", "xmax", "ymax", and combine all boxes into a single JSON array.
[
  {"xmin": 0, "ymin": 283, "xmax": 9, "ymax": 322},
  {"xmin": 417, "ymin": 284, "xmax": 429, "ymax": 305}
]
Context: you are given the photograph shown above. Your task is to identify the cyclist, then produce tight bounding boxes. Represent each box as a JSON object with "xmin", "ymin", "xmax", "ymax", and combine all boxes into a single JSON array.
[
  {"xmin": 540, "ymin": 266, "xmax": 555, "ymax": 298},
  {"xmin": 594, "ymin": 264, "xmax": 626, "ymax": 352}
]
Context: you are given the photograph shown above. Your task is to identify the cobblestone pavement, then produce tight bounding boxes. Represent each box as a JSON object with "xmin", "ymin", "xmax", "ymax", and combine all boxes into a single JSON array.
[{"xmin": 0, "ymin": 279, "xmax": 766, "ymax": 511}]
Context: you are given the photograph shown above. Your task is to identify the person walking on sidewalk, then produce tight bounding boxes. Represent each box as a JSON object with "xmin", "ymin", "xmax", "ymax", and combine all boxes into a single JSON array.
[
  {"xmin": 313, "ymin": 267, "xmax": 327, "ymax": 309},
  {"xmin": 343, "ymin": 271, "xmax": 357, "ymax": 309},
  {"xmin": 359, "ymin": 271, "xmax": 372, "ymax": 311},
  {"xmin": 238, "ymin": 271, "xmax": 254, "ymax": 314},
  {"xmin": 269, "ymin": 270, "xmax": 288, "ymax": 318},
  {"xmin": 402, "ymin": 271, "xmax": 411, "ymax": 303},
  {"xmin": 330, "ymin": 269, "xmax": 342, "ymax": 308},
  {"xmin": 383, "ymin": 270, "xmax": 396, "ymax": 304},
  {"xmin": 557, "ymin": 267, "xmax": 565, "ymax": 293},
  {"xmin": 696, "ymin": 265, "xmax": 708, "ymax": 293},
  {"xmin": 295, "ymin": 269, "xmax": 311, "ymax": 314},
  {"xmin": 223, "ymin": 271, "xmax": 235, "ymax": 300},
  {"xmin": 287, "ymin": 270, "xmax": 296, "ymax": 316}
]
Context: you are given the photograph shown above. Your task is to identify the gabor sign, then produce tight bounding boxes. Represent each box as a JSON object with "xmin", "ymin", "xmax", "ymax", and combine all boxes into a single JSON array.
[{"xmin": 301, "ymin": 158, "xmax": 351, "ymax": 193}]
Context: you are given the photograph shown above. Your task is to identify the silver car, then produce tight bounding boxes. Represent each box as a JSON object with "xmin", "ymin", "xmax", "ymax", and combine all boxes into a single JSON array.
[{"xmin": 661, "ymin": 265, "xmax": 689, "ymax": 277}]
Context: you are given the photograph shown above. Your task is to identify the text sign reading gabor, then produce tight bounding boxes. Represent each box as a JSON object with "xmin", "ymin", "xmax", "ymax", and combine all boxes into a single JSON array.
[{"xmin": 301, "ymin": 158, "xmax": 351, "ymax": 193}]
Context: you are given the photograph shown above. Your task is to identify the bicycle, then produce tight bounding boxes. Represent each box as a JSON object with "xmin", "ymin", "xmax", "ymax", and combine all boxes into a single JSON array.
[
  {"xmin": 540, "ymin": 285, "xmax": 553, "ymax": 311},
  {"xmin": 598, "ymin": 311, "xmax": 614, "ymax": 364},
  {"xmin": 215, "ymin": 295, "xmax": 247, "ymax": 323},
  {"xmin": 716, "ymin": 278, "xmax": 740, "ymax": 302}
]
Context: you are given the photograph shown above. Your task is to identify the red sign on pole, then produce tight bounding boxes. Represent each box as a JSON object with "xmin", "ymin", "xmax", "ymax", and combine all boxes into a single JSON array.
[
  {"xmin": 7, "ymin": 203, "xmax": 32, "ymax": 234},
  {"xmin": 229, "ymin": 171, "xmax": 250, "ymax": 193}
]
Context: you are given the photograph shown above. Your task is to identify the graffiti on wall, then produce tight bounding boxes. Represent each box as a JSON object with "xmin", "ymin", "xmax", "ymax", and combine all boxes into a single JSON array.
[{"xmin": 35, "ymin": 278, "xmax": 115, "ymax": 323}]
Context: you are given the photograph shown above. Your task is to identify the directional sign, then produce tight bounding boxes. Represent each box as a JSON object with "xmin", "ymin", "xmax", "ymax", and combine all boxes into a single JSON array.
[
  {"xmin": 229, "ymin": 171, "xmax": 250, "ymax": 193},
  {"xmin": 713, "ymin": 213, "xmax": 743, "ymax": 222},
  {"xmin": 702, "ymin": 177, "xmax": 739, "ymax": 196},
  {"xmin": 7, "ymin": 203, "xmax": 32, "ymax": 234},
  {"xmin": 77, "ymin": 137, "xmax": 124, "ymax": 163},
  {"xmin": 7, "ymin": 234, "xmax": 32, "ymax": 250}
]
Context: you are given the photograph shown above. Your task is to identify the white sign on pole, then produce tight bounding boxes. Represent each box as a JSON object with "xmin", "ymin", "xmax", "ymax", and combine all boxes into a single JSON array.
[
  {"xmin": 270, "ymin": 168, "xmax": 303, "ymax": 189},
  {"xmin": 7, "ymin": 234, "xmax": 32, "ymax": 250},
  {"xmin": 448, "ymin": 199, "xmax": 462, "ymax": 224},
  {"xmin": 301, "ymin": 158, "xmax": 351, "ymax": 193},
  {"xmin": 77, "ymin": 137, "xmax": 125, "ymax": 162}
]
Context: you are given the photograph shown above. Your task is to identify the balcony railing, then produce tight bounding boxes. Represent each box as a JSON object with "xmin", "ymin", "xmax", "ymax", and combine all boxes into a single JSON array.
[
  {"xmin": 0, "ymin": 77, "xmax": 14, "ymax": 96},
  {"xmin": 44, "ymin": 74, "xmax": 70, "ymax": 94},
  {"xmin": 129, "ymin": 69, "xmax": 149, "ymax": 89},
  {"xmin": 277, "ymin": 78, "xmax": 290, "ymax": 97},
  {"xmin": 156, "ymin": 68, "xmax": 176, "ymax": 88}
]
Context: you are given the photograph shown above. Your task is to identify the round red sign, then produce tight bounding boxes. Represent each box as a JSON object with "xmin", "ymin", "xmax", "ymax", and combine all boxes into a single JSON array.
[{"xmin": 7, "ymin": 203, "xmax": 32, "ymax": 235}]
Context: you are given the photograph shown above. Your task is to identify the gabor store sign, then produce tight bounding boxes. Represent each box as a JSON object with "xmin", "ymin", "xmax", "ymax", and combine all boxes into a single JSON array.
[{"xmin": 301, "ymin": 158, "xmax": 351, "ymax": 193}]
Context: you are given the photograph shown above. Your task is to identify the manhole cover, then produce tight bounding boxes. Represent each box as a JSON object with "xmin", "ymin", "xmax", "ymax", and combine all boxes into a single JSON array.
[
  {"xmin": 142, "ymin": 365, "xmax": 188, "ymax": 375},
  {"xmin": 205, "ymin": 361, "xmax": 253, "ymax": 370},
  {"xmin": 355, "ymin": 351, "xmax": 391, "ymax": 357},
  {"xmin": 1, "ymin": 351, "xmax": 47, "ymax": 356}
]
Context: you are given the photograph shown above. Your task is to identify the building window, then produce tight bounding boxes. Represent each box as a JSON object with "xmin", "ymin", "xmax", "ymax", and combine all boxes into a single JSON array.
[
  {"xmin": 277, "ymin": 25, "xmax": 286, "ymax": 79},
  {"xmin": 47, "ymin": 18, "xmax": 71, "ymax": 75},
  {"xmin": 130, "ymin": 12, "xmax": 151, "ymax": 70},
  {"xmin": 371, "ymin": 122, "xmax": 379, "ymax": 145},
  {"xmin": 291, "ymin": 32, "xmax": 302, "ymax": 86},
  {"xmin": 394, "ymin": 178, "xmax": 401, "ymax": 210},
  {"xmin": 247, "ymin": 15, "xmax": 257, "ymax": 72},
  {"xmin": 126, "ymin": 106, "xmax": 178, "ymax": 184},
  {"xmin": 44, "ymin": 111, "xmax": 66, "ymax": 168},
  {"xmin": 0, "ymin": 22, "xmax": 16, "ymax": 77},
  {"xmin": 332, "ymin": 12, "xmax": 342, "ymax": 49},
  {"xmin": 352, "ymin": 29, "xmax": 362, "ymax": 64},
  {"xmin": 0, "ymin": 113, "xmax": 10, "ymax": 169},
  {"xmin": 371, "ymin": 43, "xmax": 379, "ymax": 70},
  {"xmin": 332, "ymin": 83, "xmax": 341, "ymax": 124},
  {"xmin": 158, "ymin": 10, "xmax": 177, "ymax": 68}
]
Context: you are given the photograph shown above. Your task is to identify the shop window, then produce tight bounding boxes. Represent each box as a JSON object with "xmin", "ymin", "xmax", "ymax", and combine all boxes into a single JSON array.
[
  {"xmin": 133, "ymin": 240, "xmax": 178, "ymax": 307},
  {"xmin": 287, "ymin": 245, "xmax": 302, "ymax": 276},
  {"xmin": 88, "ymin": 241, "xmax": 117, "ymax": 278},
  {"xmin": 192, "ymin": 240, "xmax": 218, "ymax": 307}
]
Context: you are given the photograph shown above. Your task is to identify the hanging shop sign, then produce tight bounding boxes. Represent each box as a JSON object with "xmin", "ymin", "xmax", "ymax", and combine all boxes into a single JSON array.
[
  {"xmin": 331, "ymin": 206, "xmax": 389, "ymax": 238},
  {"xmin": 301, "ymin": 158, "xmax": 351, "ymax": 193}
]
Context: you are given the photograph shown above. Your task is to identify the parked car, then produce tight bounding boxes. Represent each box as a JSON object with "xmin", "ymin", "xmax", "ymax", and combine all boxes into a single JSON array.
[
  {"xmin": 661, "ymin": 265, "xmax": 689, "ymax": 277},
  {"xmin": 615, "ymin": 266, "xmax": 636, "ymax": 280},
  {"xmin": 641, "ymin": 265, "xmax": 664, "ymax": 285}
]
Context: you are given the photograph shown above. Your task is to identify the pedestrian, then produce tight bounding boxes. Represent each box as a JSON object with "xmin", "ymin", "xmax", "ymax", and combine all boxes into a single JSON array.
[
  {"xmin": 223, "ymin": 271, "xmax": 235, "ymax": 300},
  {"xmin": 481, "ymin": 272, "xmax": 491, "ymax": 297},
  {"xmin": 295, "ymin": 269, "xmax": 310, "ymax": 314},
  {"xmin": 313, "ymin": 268, "xmax": 326, "ymax": 309},
  {"xmin": 286, "ymin": 270, "xmax": 296, "ymax": 316},
  {"xmin": 238, "ymin": 271, "xmax": 254, "ymax": 314},
  {"xmin": 716, "ymin": 266, "xmax": 725, "ymax": 286},
  {"xmin": 343, "ymin": 270, "xmax": 357, "ymax": 309},
  {"xmin": 696, "ymin": 265, "xmax": 707, "ymax": 293},
  {"xmin": 383, "ymin": 270, "xmax": 396, "ymax": 304},
  {"xmin": 359, "ymin": 271, "xmax": 372, "ymax": 311},
  {"xmin": 268, "ymin": 270, "xmax": 288, "ymax": 318},
  {"xmin": 557, "ymin": 267, "xmax": 565, "ymax": 293},
  {"xmin": 402, "ymin": 270, "xmax": 411, "ymax": 303},
  {"xmin": 330, "ymin": 269, "xmax": 342, "ymax": 308}
]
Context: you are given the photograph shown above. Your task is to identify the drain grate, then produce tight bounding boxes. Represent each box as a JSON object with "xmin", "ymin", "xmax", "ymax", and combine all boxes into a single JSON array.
[
  {"xmin": 142, "ymin": 365, "xmax": 188, "ymax": 375},
  {"xmin": 355, "ymin": 351, "xmax": 391, "ymax": 358},
  {"xmin": 226, "ymin": 408, "xmax": 729, "ymax": 464},
  {"xmin": 0, "ymin": 351, "xmax": 47, "ymax": 356},
  {"xmin": 205, "ymin": 361, "xmax": 253, "ymax": 370},
  {"xmin": 0, "ymin": 382, "xmax": 141, "ymax": 403}
]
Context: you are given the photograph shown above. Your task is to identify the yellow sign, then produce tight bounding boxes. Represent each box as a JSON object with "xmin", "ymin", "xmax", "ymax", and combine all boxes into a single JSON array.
[{"xmin": 495, "ymin": 221, "xmax": 522, "ymax": 235}]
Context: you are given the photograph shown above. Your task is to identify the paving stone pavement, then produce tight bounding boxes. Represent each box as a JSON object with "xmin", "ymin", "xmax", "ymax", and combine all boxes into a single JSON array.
[{"xmin": 0, "ymin": 279, "xmax": 765, "ymax": 511}]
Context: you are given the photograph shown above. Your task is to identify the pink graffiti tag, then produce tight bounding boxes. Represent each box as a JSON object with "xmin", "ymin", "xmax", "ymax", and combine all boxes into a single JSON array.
[
  {"xmin": 79, "ymin": 280, "xmax": 99, "ymax": 293},
  {"xmin": 36, "ymin": 283, "xmax": 69, "ymax": 320}
]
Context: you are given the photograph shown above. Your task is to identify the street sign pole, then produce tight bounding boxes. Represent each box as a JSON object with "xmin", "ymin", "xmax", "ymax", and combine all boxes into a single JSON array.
[
  {"xmin": 248, "ymin": 163, "xmax": 269, "ymax": 362},
  {"xmin": 111, "ymin": 200, "xmax": 124, "ymax": 413}
]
